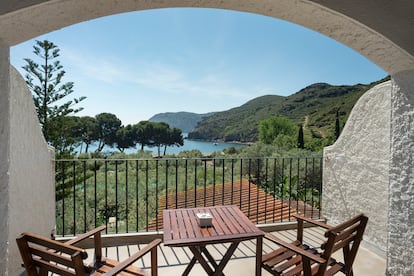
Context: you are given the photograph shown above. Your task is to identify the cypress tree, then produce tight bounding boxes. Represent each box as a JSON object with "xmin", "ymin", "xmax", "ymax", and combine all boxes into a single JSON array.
[
  {"xmin": 335, "ymin": 110, "xmax": 341, "ymax": 140},
  {"xmin": 297, "ymin": 125, "xmax": 304, "ymax": 149}
]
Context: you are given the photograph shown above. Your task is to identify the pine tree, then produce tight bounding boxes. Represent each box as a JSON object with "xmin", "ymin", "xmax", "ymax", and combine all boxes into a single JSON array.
[{"xmin": 23, "ymin": 40, "xmax": 86, "ymax": 142}]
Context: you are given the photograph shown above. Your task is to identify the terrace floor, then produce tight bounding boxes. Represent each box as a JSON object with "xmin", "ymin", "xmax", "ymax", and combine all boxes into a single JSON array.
[{"xmin": 83, "ymin": 226, "xmax": 386, "ymax": 275}]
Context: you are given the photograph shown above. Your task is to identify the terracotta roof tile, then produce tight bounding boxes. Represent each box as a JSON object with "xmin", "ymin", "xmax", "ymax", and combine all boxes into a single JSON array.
[{"xmin": 147, "ymin": 179, "xmax": 319, "ymax": 231}]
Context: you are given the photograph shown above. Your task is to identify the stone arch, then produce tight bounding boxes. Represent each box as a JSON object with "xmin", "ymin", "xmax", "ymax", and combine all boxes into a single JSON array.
[
  {"xmin": 1, "ymin": 0, "xmax": 413, "ymax": 75},
  {"xmin": 1, "ymin": 1, "xmax": 414, "ymax": 275}
]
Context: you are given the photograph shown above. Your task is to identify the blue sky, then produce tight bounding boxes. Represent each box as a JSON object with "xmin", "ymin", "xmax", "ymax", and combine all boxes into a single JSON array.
[{"xmin": 10, "ymin": 8, "xmax": 387, "ymax": 125}]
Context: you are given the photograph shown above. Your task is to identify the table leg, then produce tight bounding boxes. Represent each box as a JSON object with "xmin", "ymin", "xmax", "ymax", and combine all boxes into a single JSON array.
[
  {"xmin": 200, "ymin": 247, "xmax": 218, "ymax": 267},
  {"xmin": 189, "ymin": 246, "xmax": 215, "ymax": 275},
  {"xmin": 214, "ymin": 242, "xmax": 239, "ymax": 276},
  {"xmin": 200, "ymin": 245, "xmax": 229, "ymax": 276},
  {"xmin": 182, "ymin": 256, "xmax": 197, "ymax": 276},
  {"xmin": 187, "ymin": 243, "xmax": 239, "ymax": 276},
  {"xmin": 256, "ymin": 236, "xmax": 263, "ymax": 276}
]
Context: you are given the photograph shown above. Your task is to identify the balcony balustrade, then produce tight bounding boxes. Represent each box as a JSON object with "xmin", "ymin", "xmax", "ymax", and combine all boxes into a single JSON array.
[{"xmin": 55, "ymin": 156, "xmax": 322, "ymax": 237}]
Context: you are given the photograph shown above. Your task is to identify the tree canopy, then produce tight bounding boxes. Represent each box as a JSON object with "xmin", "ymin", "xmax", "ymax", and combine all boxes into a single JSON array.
[
  {"xmin": 23, "ymin": 40, "xmax": 86, "ymax": 144},
  {"xmin": 53, "ymin": 113, "xmax": 185, "ymax": 156},
  {"xmin": 95, "ymin": 112, "xmax": 122, "ymax": 151},
  {"xmin": 259, "ymin": 116, "xmax": 298, "ymax": 149}
]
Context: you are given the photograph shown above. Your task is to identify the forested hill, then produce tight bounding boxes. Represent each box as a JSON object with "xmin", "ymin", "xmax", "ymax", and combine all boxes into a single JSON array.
[
  {"xmin": 187, "ymin": 77, "xmax": 389, "ymax": 143},
  {"xmin": 149, "ymin": 111, "xmax": 213, "ymax": 133},
  {"xmin": 188, "ymin": 95, "xmax": 285, "ymax": 142}
]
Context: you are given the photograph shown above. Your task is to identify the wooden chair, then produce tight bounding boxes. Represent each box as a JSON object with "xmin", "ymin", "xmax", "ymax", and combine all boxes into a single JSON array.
[
  {"xmin": 16, "ymin": 225, "xmax": 161, "ymax": 275},
  {"xmin": 262, "ymin": 213, "xmax": 368, "ymax": 276}
]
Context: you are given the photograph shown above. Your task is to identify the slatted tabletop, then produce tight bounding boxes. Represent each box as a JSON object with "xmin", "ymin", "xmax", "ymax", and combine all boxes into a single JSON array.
[
  {"xmin": 163, "ymin": 205, "xmax": 264, "ymax": 247},
  {"xmin": 163, "ymin": 205, "xmax": 264, "ymax": 275}
]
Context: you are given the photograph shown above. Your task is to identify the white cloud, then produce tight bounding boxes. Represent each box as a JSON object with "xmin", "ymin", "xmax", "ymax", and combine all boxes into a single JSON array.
[{"xmin": 64, "ymin": 48, "xmax": 255, "ymax": 102}]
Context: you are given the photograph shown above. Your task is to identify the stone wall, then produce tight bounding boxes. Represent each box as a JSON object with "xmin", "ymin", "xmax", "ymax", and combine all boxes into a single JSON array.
[
  {"xmin": 323, "ymin": 81, "xmax": 391, "ymax": 258},
  {"xmin": 6, "ymin": 66, "xmax": 55, "ymax": 275}
]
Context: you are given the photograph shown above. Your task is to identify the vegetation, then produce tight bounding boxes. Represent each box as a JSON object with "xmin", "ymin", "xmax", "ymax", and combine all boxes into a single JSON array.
[
  {"xmin": 95, "ymin": 112, "xmax": 122, "ymax": 151},
  {"xmin": 188, "ymin": 77, "xmax": 390, "ymax": 149},
  {"xmin": 22, "ymin": 40, "xmax": 185, "ymax": 158},
  {"xmin": 259, "ymin": 116, "xmax": 298, "ymax": 149},
  {"xmin": 188, "ymin": 95, "xmax": 285, "ymax": 142},
  {"xmin": 297, "ymin": 125, "xmax": 304, "ymax": 149},
  {"xmin": 55, "ymin": 145, "xmax": 322, "ymax": 235},
  {"xmin": 59, "ymin": 114, "xmax": 185, "ymax": 157},
  {"xmin": 335, "ymin": 109, "xmax": 341, "ymax": 140},
  {"xmin": 23, "ymin": 40, "xmax": 86, "ymax": 144}
]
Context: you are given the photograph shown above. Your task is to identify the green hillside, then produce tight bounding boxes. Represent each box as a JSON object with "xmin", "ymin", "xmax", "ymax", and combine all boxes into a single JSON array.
[
  {"xmin": 187, "ymin": 95, "xmax": 285, "ymax": 142},
  {"xmin": 149, "ymin": 111, "xmax": 213, "ymax": 133},
  {"xmin": 188, "ymin": 77, "xmax": 389, "ymax": 144}
]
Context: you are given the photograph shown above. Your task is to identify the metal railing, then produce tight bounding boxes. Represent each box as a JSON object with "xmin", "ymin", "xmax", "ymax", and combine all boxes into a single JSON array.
[{"xmin": 55, "ymin": 156, "xmax": 322, "ymax": 236}]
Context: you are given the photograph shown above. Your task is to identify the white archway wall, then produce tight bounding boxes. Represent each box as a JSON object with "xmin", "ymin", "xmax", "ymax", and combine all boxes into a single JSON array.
[
  {"xmin": 323, "ymin": 74, "xmax": 414, "ymax": 275},
  {"xmin": 0, "ymin": 42, "xmax": 11, "ymax": 276},
  {"xmin": 388, "ymin": 71, "xmax": 414, "ymax": 276},
  {"xmin": 1, "ymin": 64, "xmax": 56, "ymax": 275},
  {"xmin": 0, "ymin": 0, "xmax": 414, "ymax": 274},
  {"xmin": 0, "ymin": 0, "xmax": 413, "ymax": 74},
  {"xmin": 323, "ymin": 81, "xmax": 391, "ymax": 258}
]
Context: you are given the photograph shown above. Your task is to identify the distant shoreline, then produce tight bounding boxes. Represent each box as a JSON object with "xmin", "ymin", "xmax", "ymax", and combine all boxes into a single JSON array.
[
  {"xmin": 186, "ymin": 137, "xmax": 253, "ymax": 146},
  {"xmin": 77, "ymin": 138, "xmax": 247, "ymax": 156}
]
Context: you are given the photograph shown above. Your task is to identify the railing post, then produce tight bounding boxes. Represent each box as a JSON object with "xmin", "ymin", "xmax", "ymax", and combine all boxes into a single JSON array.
[
  {"xmin": 125, "ymin": 160, "xmax": 129, "ymax": 233},
  {"xmin": 115, "ymin": 160, "xmax": 118, "ymax": 233},
  {"xmin": 136, "ymin": 160, "xmax": 139, "ymax": 231}
]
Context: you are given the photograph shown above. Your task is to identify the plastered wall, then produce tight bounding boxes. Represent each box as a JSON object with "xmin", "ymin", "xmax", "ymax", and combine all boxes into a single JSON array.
[
  {"xmin": 4, "ymin": 66, "xmax": 55, "ymax": 275},
  {"xmin": 0, "ymin": 42, "xmax": 11, "ymax": 276},
  {"xmin": 388, "ymin": 71, "xmax": 414, "ymax": 275},
  {"xmin": 323, "ymin": 81, "xmax": 391, "ymax": 258}
]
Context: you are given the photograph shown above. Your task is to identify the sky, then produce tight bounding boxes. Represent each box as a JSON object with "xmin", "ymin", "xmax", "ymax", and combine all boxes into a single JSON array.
[{"xmin": 10, "ymin": 8, "xmax": 387, "ymax": 125}]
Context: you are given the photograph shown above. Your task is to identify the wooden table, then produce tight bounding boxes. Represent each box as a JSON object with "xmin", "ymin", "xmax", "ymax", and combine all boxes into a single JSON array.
[{"xmin": 163, "ymin": 205, "xmax": 264, "ymax": 276}]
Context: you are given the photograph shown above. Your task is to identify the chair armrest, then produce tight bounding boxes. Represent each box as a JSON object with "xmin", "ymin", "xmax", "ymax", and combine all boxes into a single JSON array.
[
  {"xmin": 264, "ymin": 233, "xmax": 326, "ymax": 264},
  {"xmin": 293, "ymin": 215, "xmax": 332, "ymax": 229},
  {"xmin": 103, "ymin": 239, "xmax": 162, "ymax": 275},
  {"xmin": 64, "ymin": 225, "xmax": 106, "ymax": 246},
  {"xmin": 18, "ymin": 232, "xmax": 88, "ymax": 259}
]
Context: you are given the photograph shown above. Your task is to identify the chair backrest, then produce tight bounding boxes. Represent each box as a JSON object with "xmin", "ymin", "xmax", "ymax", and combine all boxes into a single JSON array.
[
  {"xmin": 321, "ymin": 214, "xmax": 368, "ymax": 274},
  {"xmin": 16, "ymin": 232, "xmax": 90, "ymax": 276}
]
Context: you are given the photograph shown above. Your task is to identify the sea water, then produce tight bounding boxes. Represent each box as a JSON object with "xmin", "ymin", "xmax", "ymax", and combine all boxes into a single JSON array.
[{"xmin": 78, "ymin": 138, "xmax": 245, "ymax": 155}]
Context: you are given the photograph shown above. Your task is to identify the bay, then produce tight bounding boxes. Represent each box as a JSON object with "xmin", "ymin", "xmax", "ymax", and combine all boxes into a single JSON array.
[{"xmin": 78, "ymin": 138, "xmax": 246, "ymax": 155}]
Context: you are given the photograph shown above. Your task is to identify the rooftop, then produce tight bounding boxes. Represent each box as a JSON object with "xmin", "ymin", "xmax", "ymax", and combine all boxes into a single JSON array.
[{"xmin": 147, "ymin": 180, "xmax": 320, "ymax": 231}]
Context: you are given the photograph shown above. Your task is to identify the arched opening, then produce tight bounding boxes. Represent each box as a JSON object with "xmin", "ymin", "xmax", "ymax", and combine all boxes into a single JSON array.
[
  {"xmin": 1, "ymin": 1, "xmax": 414, "ymax": 275},
  {"xmin": 2, "ymin": 0, "xmax": 413, "ymax": 74},
  {"xmin": 10, "ymin": 8, "xmax": 387, "ymax": 136}
]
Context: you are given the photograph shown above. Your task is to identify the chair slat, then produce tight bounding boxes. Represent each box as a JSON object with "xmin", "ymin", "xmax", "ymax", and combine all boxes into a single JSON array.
[
  {"xmin": 93, "ymin": 259, "xmax": 144, "ymax": 275},
  {"xmin": 274, "ymin": 255, "xmax": 302, "ymax": 274},
  {"xmin": 263, "ymin": 240, "xmax": 298, "ymax": 261},
  {"xmin": 332, "ymin": 233, "xmax": 356, "ymax": 252},
  {"xmin": 326, "ymin": 214, "xmax": 366, "ymax": 235},
  {"xmin": 264, "ymin": 249, "xmax": 297, "ymax": 267},
  {"xmin": 23, "ymin": 232, "xmax": 87, "ymax": 258},
  {"xmin": 29, "ymin": 246, "xmax": 74, "ymax": 268},
  {"xmin": 325, "ymin": 262, "xmax": 344, "ymax": 276},
  {"xmin": 335, "ymin": 223, "xmax": 361, "ymax": 241},
  {"xmin": 33, "ymin": 258, "xmax": 77, "ymax": 276}
]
